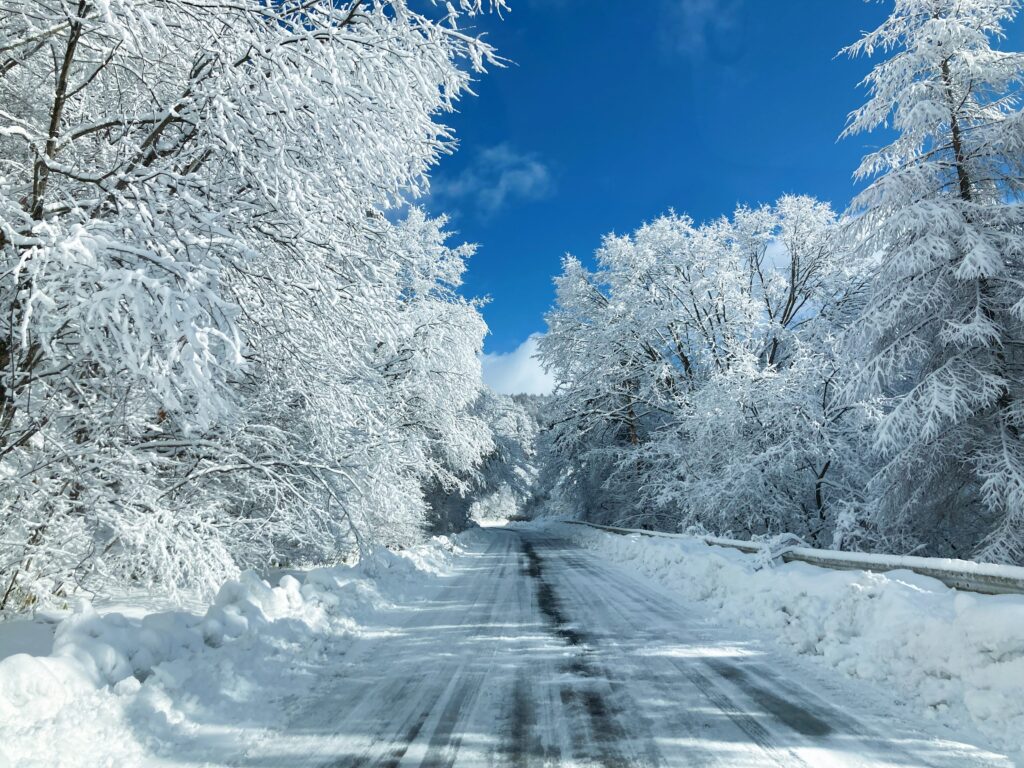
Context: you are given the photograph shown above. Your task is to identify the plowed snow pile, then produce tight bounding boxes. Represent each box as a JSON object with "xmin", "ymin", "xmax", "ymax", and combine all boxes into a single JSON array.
[
  {"xmin": 0, "ymin": 529, "xmax": 487, "ymax": 767},
  {"xmin": 560, "ymin": 522, "xmax": 1024, "ymax": 759}
]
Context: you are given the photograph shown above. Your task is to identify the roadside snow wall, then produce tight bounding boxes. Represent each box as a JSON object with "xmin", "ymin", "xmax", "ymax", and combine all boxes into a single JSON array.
[
  {"xmin": 560, "ymin": 522, "xmax": 1024, "ymax": 759},
  {"xmin": 0, "ymin": 532, "xmax": 478, "ymax": 767}
]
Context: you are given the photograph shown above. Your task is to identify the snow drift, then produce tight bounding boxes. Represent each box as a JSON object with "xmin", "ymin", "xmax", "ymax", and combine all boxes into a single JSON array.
[
  {"xmin": 559, "ymin": 522, "xmax": 1024, "ymax": 759},
  {"xmin": 0, "ymin": 531, "xmax": 480, "ymax": 767}
]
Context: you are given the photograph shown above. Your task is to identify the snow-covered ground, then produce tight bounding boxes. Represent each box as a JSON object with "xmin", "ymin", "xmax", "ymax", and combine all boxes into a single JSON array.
[
  {"xmin": 0, "ymin": 532, "xmax": 477, "ymax": 767},
  {"xmin": 558, "ymin": 521, "xmax": 1024, "ymax": 761},
  {"xmin": 1, "ymin": 522, "xmax": 1020, "ymax": 766}
]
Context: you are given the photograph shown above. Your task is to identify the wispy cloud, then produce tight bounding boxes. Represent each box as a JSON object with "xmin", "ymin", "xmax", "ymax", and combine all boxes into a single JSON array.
[
  {"xmin": 660, "ymin": 0, "xmax": 744, "ymax": 61},
  {"xmin": 433, "ymin": 144, "xmax": 554, "ymax": 219},
  {"xmin": 482, "ymin": 334, "xmax": 554, "ymax": 396}
]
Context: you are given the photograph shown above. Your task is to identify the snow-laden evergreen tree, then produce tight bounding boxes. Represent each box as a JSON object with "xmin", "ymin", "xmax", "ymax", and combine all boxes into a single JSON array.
[{"xmin": 843, "ymin": 0, "xmax": 1024, "ymax": 562}]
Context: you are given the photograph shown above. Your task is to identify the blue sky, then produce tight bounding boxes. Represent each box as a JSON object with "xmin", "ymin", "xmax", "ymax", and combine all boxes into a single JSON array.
[{"xmin": 424, "ymin": 1, "xmax": 1018, "ymax": 390}]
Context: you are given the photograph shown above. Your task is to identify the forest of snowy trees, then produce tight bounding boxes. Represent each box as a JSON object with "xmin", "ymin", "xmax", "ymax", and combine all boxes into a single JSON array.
[
  {"xmin": 0, "ymin": 0, "xmax": 540, "ymax": 613},
  {"xmin": 2, "ymin": 0, "xmax": 1024, "ymax": 618},
  {"xmin": 536, "ymin": 0, "xmax": 1024, "ymax": 565}
]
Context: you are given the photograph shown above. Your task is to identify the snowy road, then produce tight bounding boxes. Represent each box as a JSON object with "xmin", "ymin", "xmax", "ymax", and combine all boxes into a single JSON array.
[{"xmin": 221, "ymin": 527, "xmax": 1008, "ymax": 767}]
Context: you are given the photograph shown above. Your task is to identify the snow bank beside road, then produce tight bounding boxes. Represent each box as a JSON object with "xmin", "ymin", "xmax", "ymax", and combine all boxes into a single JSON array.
[
  {"xmin": 0, "ymin": 532, "xmax": 475, "ymax": 767},
  {"xmin": 560, "ymin": 522, "xmax": 1024, "ymax": 759}
]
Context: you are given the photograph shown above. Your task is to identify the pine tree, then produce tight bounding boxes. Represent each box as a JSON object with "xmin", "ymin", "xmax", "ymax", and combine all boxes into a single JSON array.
[{"xmin": 843, "ymin": 0, "xmax": 1024, "ymax": 562}]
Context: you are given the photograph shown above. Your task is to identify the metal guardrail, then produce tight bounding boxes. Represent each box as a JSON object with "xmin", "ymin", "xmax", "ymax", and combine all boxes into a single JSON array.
[{"xmin": 565, "ymin": 521, "xmax": 1024, "ymax": 596}]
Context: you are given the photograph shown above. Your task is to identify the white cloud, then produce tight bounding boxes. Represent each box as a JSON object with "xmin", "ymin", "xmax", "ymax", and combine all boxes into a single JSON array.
[
  {"xmin": 433, "ymin": 144, "xmax": 553, "ymax": 218},
  {"xmin": 661, "ymin": 0, "xmax": 743, "ymax": 60},
  {"xmin": 482, "ymin": 334, "xmax": 554, "ymax": 396}
]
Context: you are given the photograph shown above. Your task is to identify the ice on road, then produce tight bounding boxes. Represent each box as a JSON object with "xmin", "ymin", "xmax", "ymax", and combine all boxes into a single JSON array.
[{"xmin": 211, "ymin": 527, "xmax": 1009, "ymax": 767}]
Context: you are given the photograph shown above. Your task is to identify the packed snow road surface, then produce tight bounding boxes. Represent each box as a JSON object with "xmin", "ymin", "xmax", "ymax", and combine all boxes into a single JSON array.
[{"xmin": 226, "ymin": 527, "xmax": 1008, "ymax": 767}]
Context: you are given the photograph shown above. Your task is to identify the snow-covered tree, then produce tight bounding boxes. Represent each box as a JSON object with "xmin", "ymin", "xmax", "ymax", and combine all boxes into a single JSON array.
[
  {"xmin": 539, "ymin": 251, "xmax": 658, "ymax": 524},
  {"xmin": 427, "ymin": 390, "xmax": 539, "ymax": 530},
  {"xmin": 537, "ymin": 197, "xmax": 870, "ymax": 543},
  {"xmin": 842, "ymin": 0, "xmax": 1024, "ymax": 562},
  {"xmin": 0, "ymin": 0, "xmax": 506, "ymax": 610},
  {"xmin": 635, "ymin": 198, "xmax": 871, "ymax": 545}
]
